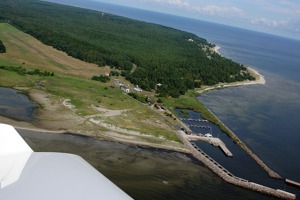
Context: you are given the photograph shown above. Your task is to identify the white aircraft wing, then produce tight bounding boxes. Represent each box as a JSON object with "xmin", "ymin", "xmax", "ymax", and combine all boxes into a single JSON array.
[{"xmin": 0, "ymin": 124, "xmax": 133, "ymax": 200}]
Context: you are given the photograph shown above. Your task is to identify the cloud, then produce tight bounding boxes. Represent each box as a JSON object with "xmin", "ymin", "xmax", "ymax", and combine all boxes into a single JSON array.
[
  {"xmin": 168, "ymin": 0, "xmax": 189, "ymax": 8},
  {"xmin": 192, "ymin": 5, "xmax": 244, "ymax": 16},
  {"xmin": 148, "ymin": 0, "xmax": 189, "ymax": 8},
  {"xmin": 148, "ymin": 0, "xmax": 244, "ymax": 17},
  {"xmin": 250, "ymin": 17, "xmax": 289, "ymax": 27}
]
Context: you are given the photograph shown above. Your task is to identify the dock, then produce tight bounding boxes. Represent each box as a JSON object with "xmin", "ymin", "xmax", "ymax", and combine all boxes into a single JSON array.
[
  {"xmin": 209, "ymin": 138, "xmax": 233, "ymax": 157},
  {"xmin": 186, "ymin": 124, "xmax": 211, "ymax": 129},
  {"xmin": 187, "ymin": 135, "xmax": 233, "ymax": 157},
  {"xmin": 179, "ymin": 118, "xmax": 209, "ymax": 122}
]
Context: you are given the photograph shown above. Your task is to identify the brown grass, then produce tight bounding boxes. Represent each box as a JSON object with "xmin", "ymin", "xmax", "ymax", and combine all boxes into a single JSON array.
[{"xmin": 0, "ymin": 23, "xmax": 109, "ymax": 78}]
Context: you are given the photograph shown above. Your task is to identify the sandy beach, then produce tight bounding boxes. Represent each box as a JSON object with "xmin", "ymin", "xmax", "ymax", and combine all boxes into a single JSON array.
[
  {"xmin": 212, "ymin": 45, "xmax": 221, "ymax": 55},
  {"xmin": 197, "ymin": 66, "xmax": 266, "ymax": 94}
]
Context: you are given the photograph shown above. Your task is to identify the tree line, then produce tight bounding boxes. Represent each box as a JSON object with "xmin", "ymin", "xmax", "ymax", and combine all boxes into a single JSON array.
[
  {"xmin": 0, "ymin": 0, "xmax": 255, "ymax": 97},
  {"xmin": 0, "ymin": 40, "xmax": 6, "ymax": 53},
  {"xmin": 0, "ymin": 65, "xmax": 54, "ymax": 76}
]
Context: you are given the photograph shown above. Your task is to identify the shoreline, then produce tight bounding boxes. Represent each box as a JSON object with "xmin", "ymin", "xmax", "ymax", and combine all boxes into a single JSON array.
[
  {"xmin": 212, "ymin": 45, "xmax": 221, "ymax": 55},
  {"xmin": 203, "ymin": 45, "xmax": 266, "ymax": 93},
  {"xmin": 0, "ymin": 115, "xmax": 190, "ymax": 154},
  {"xmin": 0, "ymin": 78, "xmax": 295, "ymax": 199},
  {"xmin": 197, "ymin": 66, "xmax": 266, "ymax": 94}
]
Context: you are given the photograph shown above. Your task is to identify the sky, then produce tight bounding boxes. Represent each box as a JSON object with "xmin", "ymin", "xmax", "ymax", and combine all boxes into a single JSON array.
[{"xmin": 95, "ymin": 0, "xmax": 300, "ymax": 40}]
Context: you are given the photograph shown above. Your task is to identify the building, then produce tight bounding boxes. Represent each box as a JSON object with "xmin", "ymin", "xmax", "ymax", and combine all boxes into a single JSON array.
[
  {"xmin": 105, "ymin": 71, "xmax": 110, "ymax": 76},
  {"xmin": 120, "ymin": 85, "xmax": 130, "ymax": 93},
  {"xmin": 133, "ymin": 85, "xmax": 142, "ymax": 92}
]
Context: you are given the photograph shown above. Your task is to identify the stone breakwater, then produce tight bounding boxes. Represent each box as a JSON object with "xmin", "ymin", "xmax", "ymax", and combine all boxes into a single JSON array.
[
  {"xmin": 176, "ymin": 130, "xmax": 296, "ymax": 200},
  {"xmin": 207, "ymin": 109, "xmax": 282, "ymax": 179}
]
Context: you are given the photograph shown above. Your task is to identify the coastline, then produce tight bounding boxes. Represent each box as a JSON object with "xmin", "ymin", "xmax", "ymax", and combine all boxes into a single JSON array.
[
  {"xmin": 0, "ymin": 65, "xmax": 268, "ymax": 164},
  {"xmin": 197, "ymin": 66, "xmax": 266, "ymax": 94},
  {"xmin": 212, "ymin": 45, "xmax": 221, "ymax": 55},
  {"xmin": 0, "ymin": 103, "xmax": 190, "ymax": 154},
  {"xmin": 0, "ymin": 75, "xmax": 294, "ymax": 199}
]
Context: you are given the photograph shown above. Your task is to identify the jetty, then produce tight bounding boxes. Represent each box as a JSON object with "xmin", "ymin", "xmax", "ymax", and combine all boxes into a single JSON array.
[
  {"xmin": 175, "ymin": 130, "xmax": 296, "ymax": 200},
  {"xmin": 188, "ymin": 135, "xmax": 233, "ymax": 157},
  {"xmin": 191, "ymin": 143, "xmax": 241, "ymax": 179}
]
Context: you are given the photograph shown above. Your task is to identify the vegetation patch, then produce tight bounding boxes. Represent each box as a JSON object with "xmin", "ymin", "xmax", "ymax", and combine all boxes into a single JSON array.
[
  {"xmin": 91, "ymin": 75, "xmax": 110, "ymax": 83},
  {"xmin": 0, "ymin": 40, "xmax": 5, "ymax": 53},
  {"xmin": 0, "ymin": 65, "xmax": 54, "ymax": 76},
  {"xmin": 128, "ymin": 92, "xmax": 147, "ymax": 103}
]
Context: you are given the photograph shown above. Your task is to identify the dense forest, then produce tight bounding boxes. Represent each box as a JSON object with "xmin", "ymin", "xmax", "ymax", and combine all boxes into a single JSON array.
[
  {"xmin": 0, "ymin": 40, "xmax": 6, "ymax": 53},
  {"xmin": 0, "ymin": 0, "xmax": 254, "ymax": 97}
]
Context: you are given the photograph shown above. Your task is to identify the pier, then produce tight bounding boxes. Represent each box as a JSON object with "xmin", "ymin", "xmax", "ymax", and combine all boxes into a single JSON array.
[
  {"xmin": 186, "ymin": 124, "xmax": 211, "ymax": 129},
  {"xmin": 187, "ymin": 135, "xmax": 233, "ymax": 157},
  {"xmin": 179, "ymin": 118, "xmax": 209, "ymax": 122}
]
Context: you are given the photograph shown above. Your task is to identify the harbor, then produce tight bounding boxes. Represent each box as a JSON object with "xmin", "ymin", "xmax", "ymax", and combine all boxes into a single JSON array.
[
  {"xmin": 188, "ymin": 135, "xmax": 233, "ymax": 157},
  {"xmin": 178, "ymin": 115, "xmax": 233, "ymax": 157},
  {"xmin": 175, "ymin": 129, "xmax": 296, "ymax": 200},
  {"xmin": 174, "ymin": 109, "xmax": 298, "ymax": 199}
]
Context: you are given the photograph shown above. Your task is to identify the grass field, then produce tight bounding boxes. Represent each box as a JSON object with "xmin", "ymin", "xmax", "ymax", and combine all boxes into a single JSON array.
[
  {"xmin": 0, "ymin": 23, "xmax": 181, "ymax": 143},
  {"xmin": 0, "ymin": 23, "xmax": 107, "ymax": 78}
]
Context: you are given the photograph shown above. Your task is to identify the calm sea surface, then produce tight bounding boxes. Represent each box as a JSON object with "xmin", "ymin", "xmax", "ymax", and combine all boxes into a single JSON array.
[{"xmin": 4, "ymin": 1, "xmax": 300, "ymax": 199}]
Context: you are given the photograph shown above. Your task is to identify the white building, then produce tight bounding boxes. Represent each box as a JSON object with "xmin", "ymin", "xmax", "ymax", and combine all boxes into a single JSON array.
[{"xmin": 120, "ymin": 85, "xmax": 130, "ymax": 93}]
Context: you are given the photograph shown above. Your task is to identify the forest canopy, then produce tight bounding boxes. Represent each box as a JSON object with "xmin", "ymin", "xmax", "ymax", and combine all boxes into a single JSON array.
[{"xmin": 0, "ymin": 0, "xmax": 255, "ymax": 97}]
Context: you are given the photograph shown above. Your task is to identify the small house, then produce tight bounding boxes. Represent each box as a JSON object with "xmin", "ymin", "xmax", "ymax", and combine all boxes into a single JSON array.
[
  {"xmin": 120, "ymin": 85, "xmax": 130, "ymax": 93},
  {"xmin": 105, "ymin": 71, "xmax": 110, "ymax": 77}
]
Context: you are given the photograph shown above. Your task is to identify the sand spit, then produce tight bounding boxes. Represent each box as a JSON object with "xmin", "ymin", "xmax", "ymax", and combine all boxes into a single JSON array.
[{"xmin": 197, "ymin": 66, "xmax": 266, "ymax": 94}]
